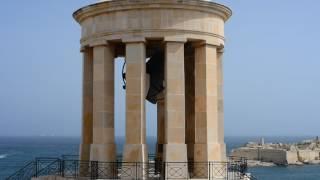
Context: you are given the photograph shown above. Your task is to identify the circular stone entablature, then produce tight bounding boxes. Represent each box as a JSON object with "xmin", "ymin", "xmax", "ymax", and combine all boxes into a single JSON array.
[{"xmin": 73, "ymin": 0, "xmax": 231, "ymax": 47}]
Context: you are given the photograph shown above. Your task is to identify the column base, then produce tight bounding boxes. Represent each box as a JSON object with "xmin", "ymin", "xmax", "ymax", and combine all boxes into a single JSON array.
[
  {"xmin": 79, "ymin": 143, "xmax": 91, "ymax": 177},
  {"xmin": 207, "ymin": 142, "xmax": 226, "ymax": 161},
  {"xmin": 79, "ymin": 143, "xmax": 91, "ymax": 161},
  {"xmin": 193, "ymin": 143, "xmax": 226, "ymax": 161},
  {"xmin": 90, "ymin": 144, "xmax": 117, "ymax": 179},
  {"xmin": 90, "ymin": 143, "xmax": 117, "ymax": 162},
  {"xmin": 122, "ymin": 144, "xmax": 148, "ymax": 162},
  {"xmin": 163, "ymin": 144, "xmax": 188, "ymax": 179},
  {"xmin": 121, "ymin": 144, "xmax": 148, "ymax": 179},
  {"xmin": 193, "ymin": 143, "xmax": 227, "ymax": 179},
  {"xmin": 163, "ymin": 143, "xmax": 188, "ymax": 162}
]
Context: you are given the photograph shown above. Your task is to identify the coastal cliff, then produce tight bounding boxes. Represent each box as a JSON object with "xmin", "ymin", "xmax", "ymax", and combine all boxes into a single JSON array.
[{"xmin": 231, "ymin": 137, "xmax": 320, "ymax": 167}]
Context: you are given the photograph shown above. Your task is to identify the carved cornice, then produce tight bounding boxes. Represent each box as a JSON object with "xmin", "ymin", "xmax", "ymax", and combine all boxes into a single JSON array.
[{"xmin": 73, "ymin": 0, "xmax": 232, "ymax": 23}]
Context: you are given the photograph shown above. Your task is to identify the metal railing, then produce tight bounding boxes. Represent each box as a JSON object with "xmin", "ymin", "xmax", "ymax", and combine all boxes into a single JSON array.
[
  {"xmin": 6, "ymin": 155, "xmax": 255, "ymax": 180},
  {"xmin": 5, "ymin": 161, "xmax": 36, "ymax": 180}
]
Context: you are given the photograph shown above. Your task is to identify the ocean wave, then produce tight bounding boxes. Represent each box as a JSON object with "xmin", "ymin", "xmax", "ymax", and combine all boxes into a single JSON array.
[{"xmin": 0, "ymin": 154, "xmax": 8, "ymax": 159}]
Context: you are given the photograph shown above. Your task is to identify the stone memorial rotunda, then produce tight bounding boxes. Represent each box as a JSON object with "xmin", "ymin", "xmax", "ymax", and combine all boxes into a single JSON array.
[{"xmin": 73, "ymin": 0, "xmax": 232, "ymax": 179}]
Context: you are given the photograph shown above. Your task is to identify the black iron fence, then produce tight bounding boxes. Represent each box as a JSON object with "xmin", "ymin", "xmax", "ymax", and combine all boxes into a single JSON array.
[{"xmin": 6, "ymin": 155, "xmax": 254, "ymax": 180}]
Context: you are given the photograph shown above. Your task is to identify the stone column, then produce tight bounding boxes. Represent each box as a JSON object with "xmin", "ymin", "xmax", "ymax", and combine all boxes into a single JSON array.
[
  {"xmin": 194, "ymin": 44, "xmax": 226, "ymax": 178},
  {"xmin": 79, "ymin": 47, "xmax": 93, "ymax": 161},
  {"xmin": 79, "ymin": 47, "xmax": 93, "ymax": 177},
  {"xmin": 156, "ymin": 99, "xmax": 165, "ymax": 162},
  {"xmin": 122, "ymin": 38, "xmax": 148, "ymax": 164},
  {"xmin": 217, "ymin": 48, "xmax": 225, "ymax": 159},
  {"xmin": 90, "ymin": 43, "xmax": 117, "ymax": 163},
  {"xmin": 163, "ymin": 37, "xmax": 188, "ymax": 179}
]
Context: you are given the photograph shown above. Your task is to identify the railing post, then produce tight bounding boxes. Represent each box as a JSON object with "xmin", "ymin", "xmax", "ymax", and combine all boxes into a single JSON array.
[
  {"xmin": 61, "ymin": 160, "xmax": 64, "ymax": 177},
  {"xmin": 91, "ymin": 161, "xmax": 98, "ymax": 179},
  {"xmin": 165, "ymin": 162, "xmax": 168, "ymax": 180},
  {"xmin": 35, "ymin": 159, "xmax": 38, "ymax": 177},
  {"xmin": 226, "ymin": 162, "xmax": 229, "ymax": 179},
  {"xmin": 208, "ymin": 162, "xmax": 210, "ymax": 180},
  {"xmin": 136, "ymin": 162, "xmax": 138, "ymax": 179},
  {"xmin": 58, "ymin": 159, "xmax": 61, "ymax": 176},
  {"xmin": 114, "ymin": 162, "xmax": 117, "ymax": 178}
]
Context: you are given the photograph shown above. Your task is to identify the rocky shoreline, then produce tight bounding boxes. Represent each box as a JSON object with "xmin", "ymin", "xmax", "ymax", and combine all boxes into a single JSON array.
[{"xmin": 246, "ymin": 159, "xmax": 320, "ymax": 167}]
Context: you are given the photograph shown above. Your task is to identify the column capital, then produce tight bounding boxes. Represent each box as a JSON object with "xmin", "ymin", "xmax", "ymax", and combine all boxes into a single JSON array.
[
  {"xmin": 88, "ymin": 39, "xmax": 108, "ymax": 47},
  {"xmin": 192, "ymin": 41, "xmax": 225, "ymax": 50},
  {"xmin": 164, "ymin": 36, "xmax": 187, "ymax": 43},
  {"xmin": 122, "ymin": 36, "xmax": 146, "ymax": 43},
  {"xmin": 80, "ymin": 45, "xmax": 89, "ymax": 53},
  {"xmin": 217, "ymin": 47, "xmax": 225, "ymax": 53},
  {"xmin": 216, "ymin": 43, "xmax": 225, "ymax": 53}
]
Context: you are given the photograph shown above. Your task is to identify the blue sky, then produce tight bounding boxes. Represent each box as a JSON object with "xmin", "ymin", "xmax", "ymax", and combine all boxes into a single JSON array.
[{"xmin": 0, "ymin": 0, "xmax": 319, "ymax": 137}]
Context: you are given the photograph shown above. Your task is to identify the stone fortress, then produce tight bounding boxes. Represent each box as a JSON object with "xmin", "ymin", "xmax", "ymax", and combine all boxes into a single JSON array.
[{"xmin": 231, "ymin": 137, "xmax": 320, "ymax": 166}]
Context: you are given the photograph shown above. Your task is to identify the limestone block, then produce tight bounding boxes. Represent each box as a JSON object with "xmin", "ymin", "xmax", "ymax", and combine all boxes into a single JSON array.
[
  {"xmin": 123, "ymin": 144, "xmax": 148, "ymax": 162},
  {"xmin": 92, "ymin": 111, "xmax": 114, "ymax": 128},
  {"xmin": 92, "ymin": 127, "xmax": 114, "ymax": 144},
  {"xmin": 79, "ymin": 143, "xmax": 91, "ymax": 161},
  {"xmin": 207, "ymin": 143, "xmax": 226, "ymax": 161},
  {"xmin": 90, "ymin": 143, "xmax": 116, "ymax": 162}
]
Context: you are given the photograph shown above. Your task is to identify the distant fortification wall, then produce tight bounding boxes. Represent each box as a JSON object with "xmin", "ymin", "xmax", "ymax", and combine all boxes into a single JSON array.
[
  {"xmin": 298, "ymin": 150, "xmax": 320, "ymax": 161},
  {"xmin": 231, "ymin": 148, "xmax": 259, "ymax": 161},
  {"xmin": 260, "ymin": 149, "xmax": 287, "ymax": 164},
  {"xmin": 231, "ymin": 148, "xmax": 320, "ymax": 165},
  {"xmin": 231, "ymin": 148, "xmax": 297, "ymax": 165}
]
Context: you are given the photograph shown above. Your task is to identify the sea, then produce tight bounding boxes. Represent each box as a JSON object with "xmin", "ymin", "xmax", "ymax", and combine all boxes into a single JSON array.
[{"xmin": 0, "ymin": 136, "xmax": 319, "ymax": 180}]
